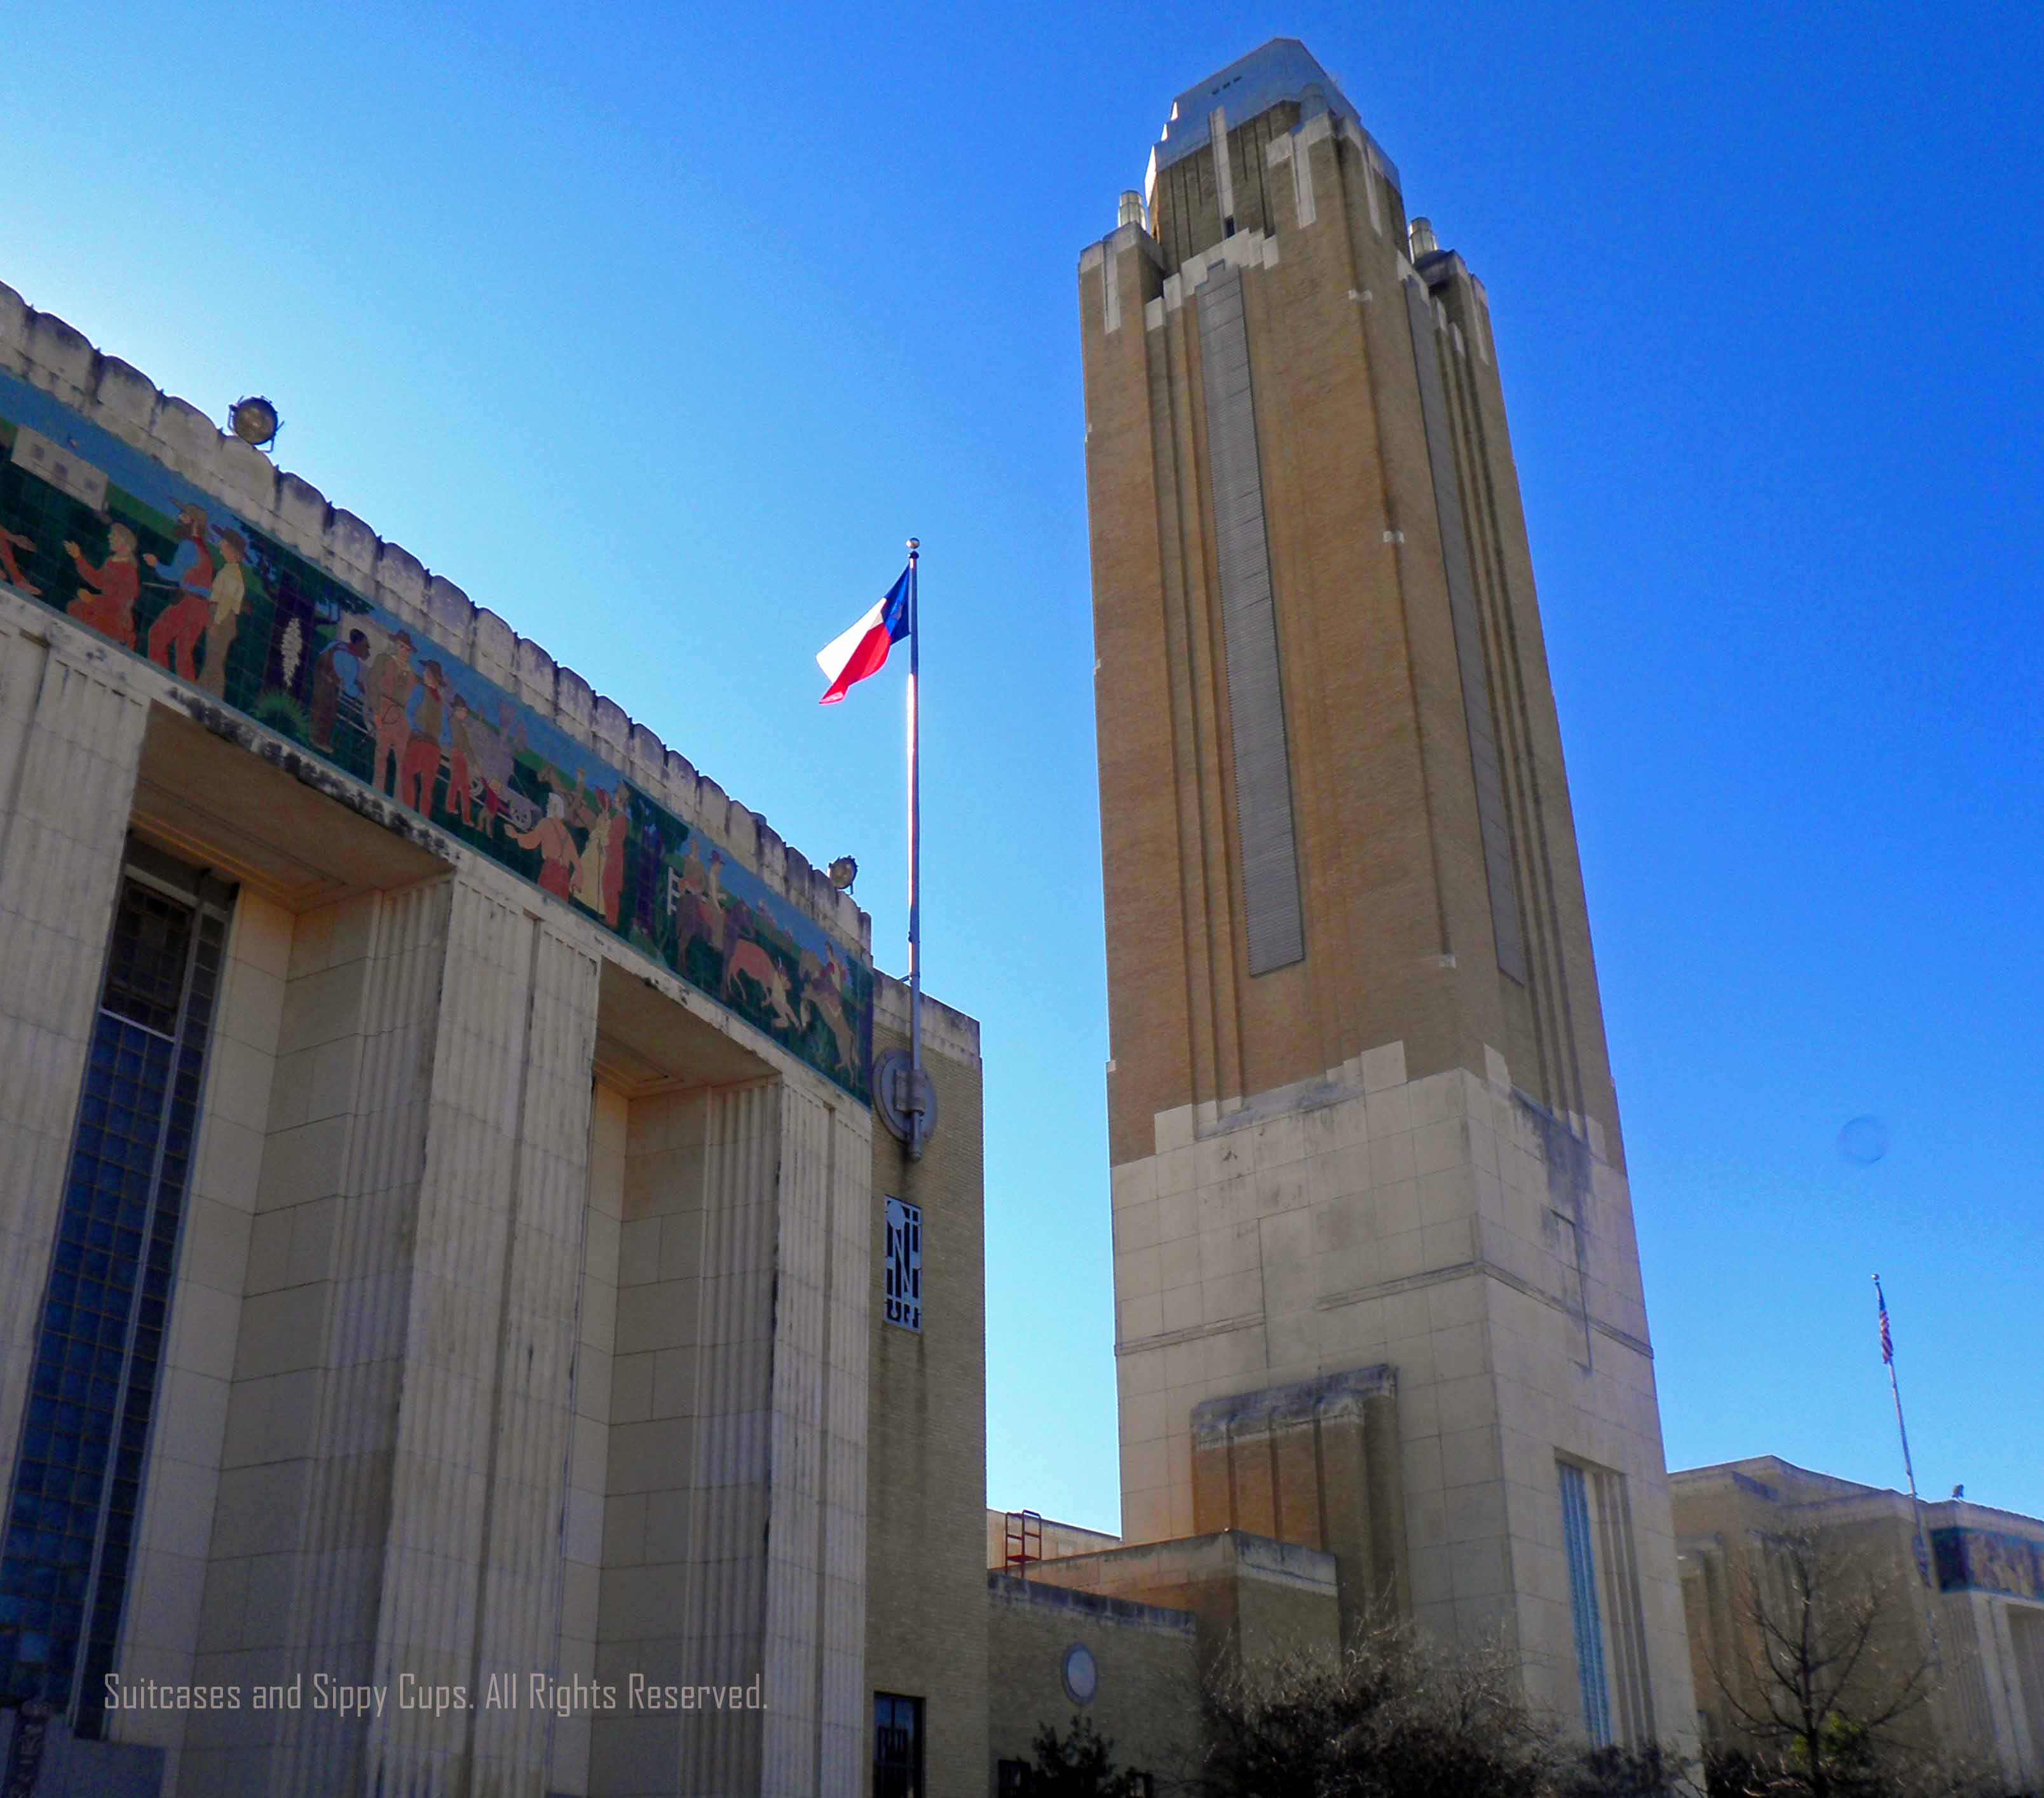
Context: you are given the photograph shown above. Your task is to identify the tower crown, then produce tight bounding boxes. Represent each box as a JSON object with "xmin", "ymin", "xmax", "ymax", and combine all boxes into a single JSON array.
[
  {"xmin": 1150, "ymin": 38, "xmax": 1361, "ymax": 182},
  {"xmin": 1140, "ymin": 37, "xmax": 1402, "ymax": 278}
]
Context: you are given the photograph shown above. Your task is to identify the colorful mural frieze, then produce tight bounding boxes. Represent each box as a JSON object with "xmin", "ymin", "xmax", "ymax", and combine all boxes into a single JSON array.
[
  {"xmin": 0, "ymin": 371, "xmax": 872, "ymax": 1103},
  {"xmin": 1931, "ymin": 1527, "xmax": 2044, "ymax": 1600}
]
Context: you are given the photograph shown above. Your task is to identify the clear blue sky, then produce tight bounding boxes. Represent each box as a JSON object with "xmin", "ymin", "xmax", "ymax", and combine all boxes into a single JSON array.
[{"xmin": 10, "ymin": 2, "xmax": 2038, "ymax": 1529}]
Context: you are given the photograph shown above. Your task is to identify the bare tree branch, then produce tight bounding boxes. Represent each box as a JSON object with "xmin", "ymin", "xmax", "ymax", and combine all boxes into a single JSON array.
[{"xmin": 1703, "ymin": 1525, "xmax": 1941, "ymax": 1797}]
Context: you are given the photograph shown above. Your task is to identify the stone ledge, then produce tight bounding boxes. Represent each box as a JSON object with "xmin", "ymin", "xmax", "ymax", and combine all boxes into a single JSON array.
[{"xmin": 987, "ymin": 1572, "xmax": 1197, "ymax": 1636}]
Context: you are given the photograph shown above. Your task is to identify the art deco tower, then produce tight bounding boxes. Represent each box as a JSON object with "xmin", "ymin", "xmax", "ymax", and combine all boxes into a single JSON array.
[{"xmin": 1079, "ymin": 40, "xmax": 1695, "ymax": 1748}]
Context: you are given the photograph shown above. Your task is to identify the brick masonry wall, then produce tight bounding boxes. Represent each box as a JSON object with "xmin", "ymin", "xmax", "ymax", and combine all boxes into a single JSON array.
[
  {"xmin": 987, "ymin": 1576, "xmax": 1201, "ymax": 1792},
  {"xmin": 863, "ymin": 981, "xmax": 989, "ymax": 1794}
]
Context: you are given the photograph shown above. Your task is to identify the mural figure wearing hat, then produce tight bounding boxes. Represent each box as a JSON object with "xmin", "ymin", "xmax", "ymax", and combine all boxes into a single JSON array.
[
  {"xmin": 196, "ymin": 529, "xmax": 249, "ymax": 698},
  {"xmin": 400, "ymin": 660, "xmax": 450, "ymax": 814},
  {"xmin": 446, "ymin": 694, "xmax": 479, "ymax": 828},
  {"xmin": 511, "ymin": 793, "xmax": 579, "ymax": 900},
  {"xmin": 598, "ymin": 787, "xmax": 629, "ymax": 928},
  {"xmin": 311, "ymin": 628, "xmax": 371, "ymax": 751},
  {"xmin": 568, "ymin": 775, "xmax": 630, "ymax": 929},
  {"xmin": 144, "ymin": 503, "xmax": 215, "ymax": 681},
  {"xmin": 64, "ymin": 524, "xmax": 140, "ymax": 649},
  {"xmin": 466, "ymin": 701, "xmax": 522, "ymax": 836},
  {"xmin": 800, "ymin": 944, "xmax": 855, "ymax": 1074},
  {"xmin": 365, "ymin": 629, "xmax": 418, "ymax": 797}
]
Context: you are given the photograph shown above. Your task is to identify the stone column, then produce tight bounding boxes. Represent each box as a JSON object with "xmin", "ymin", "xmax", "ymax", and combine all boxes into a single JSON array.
[
  {"xmin": 760, "ymin": 1080, "xmax": 868, "ymax": 1798},
  {"xmin": 189, "ymin": 873, "xmax": 600, "ymax": 1796},
  {"xmin": 596, "ymin": 1072, "xmax": 871, "ymax": 1798},
  {"xmin": 0, "ymin": 630, "xmax": 148, "ymax": 1474},
  {"xmin": 458, "ymin": 917, "xmax": 603, "ymax": 1795},
  {"xmin": 362, "ymin": 879, "xmax": 599, "ymax": 1795},
  {"xmin": 203, "ymin": 878, "xmax": 455, "ymax": 1795}
]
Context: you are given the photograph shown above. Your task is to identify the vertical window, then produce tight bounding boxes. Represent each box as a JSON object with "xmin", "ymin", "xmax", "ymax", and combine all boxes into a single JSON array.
[
  {"xmin": 0, "ymin": 862, "xmax": 228, "ymax": 1735},
  {"xmin": 883, "ymin": 1198, "xmax": 922, "ymax": 1332},
  {"xmin": 873, "ymin": 1691, "xmax": 923, "ymax": 1798},
  {"xmin": 1558, "ymin": 1459, "xmax": 1612, "ymax": 1746}
]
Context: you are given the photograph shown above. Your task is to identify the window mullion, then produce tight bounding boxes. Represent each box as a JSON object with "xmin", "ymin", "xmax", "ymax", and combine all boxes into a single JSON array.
[{"xmin": 66, "ymin": 885, "xmax": 210, "ymax": 1724}]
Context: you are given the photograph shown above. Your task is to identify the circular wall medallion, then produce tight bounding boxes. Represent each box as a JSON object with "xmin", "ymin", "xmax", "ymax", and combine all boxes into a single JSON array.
[{"xmin": 1060, "ymin": 1642, "xmax": 1099, "ymax": 1706}]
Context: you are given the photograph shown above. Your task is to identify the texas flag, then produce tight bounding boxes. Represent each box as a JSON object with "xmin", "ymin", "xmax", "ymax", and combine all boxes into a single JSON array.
[{"xmin": 817, "ymin": 566, "xmax": 913, "ymax": 704}]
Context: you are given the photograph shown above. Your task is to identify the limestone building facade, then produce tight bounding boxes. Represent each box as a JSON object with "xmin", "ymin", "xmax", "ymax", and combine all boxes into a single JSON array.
[
  {"xmin": 1074, "ymin": 39, "xmax": 1696, "ymax": 1750},
  {"xmin": 0, "ymin": 287, "xmax": 988, "ymax": 1796},
  {"xmin": 1674, "ymin": 1458, "xmax": 2044, "ymax": 1790}
]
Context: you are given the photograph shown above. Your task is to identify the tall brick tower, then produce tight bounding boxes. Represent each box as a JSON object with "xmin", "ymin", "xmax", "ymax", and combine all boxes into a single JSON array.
[{"xmin": 1079, "ymin": 40, "xmax": 1694, "ymax": 1748}]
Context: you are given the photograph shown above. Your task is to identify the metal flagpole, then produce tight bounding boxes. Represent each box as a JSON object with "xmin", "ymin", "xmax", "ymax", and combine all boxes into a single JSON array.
[
  {"xmin": 905, "ymin": 538, "xmax": 925, "ymax": 1158},
  {"xmin": 1875, "ymin": 1274, "xmax": 1940, "ymax": 1663}
]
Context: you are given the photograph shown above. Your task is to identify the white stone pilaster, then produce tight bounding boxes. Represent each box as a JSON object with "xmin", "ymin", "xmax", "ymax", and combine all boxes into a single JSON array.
[
  {"xmin": 0, "ymin": 629, "xmax": 148, "ymax": 1473},
  {"xmin": 463, "ymin": 918, "xmax": 601, "ymax": 1794},
  {"xmin": 364, "ymin": 876, "xmax": 597, "ymax": 1795}
]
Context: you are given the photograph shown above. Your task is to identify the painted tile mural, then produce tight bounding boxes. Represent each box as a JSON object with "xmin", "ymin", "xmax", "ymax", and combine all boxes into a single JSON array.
[
  {"xmin": 0, "ymin": 371, "xmax": 873, "ymax": 1101},
  {"xmin": 1931, "ymin": 1527, "xmax": 2044, "ymax": 1600}
]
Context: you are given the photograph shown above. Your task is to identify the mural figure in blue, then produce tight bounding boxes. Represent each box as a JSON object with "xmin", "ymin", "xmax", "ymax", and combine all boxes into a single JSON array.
[{"xmin": 0, "ymin": 371, "xmax": 875, "ymax": 1101}]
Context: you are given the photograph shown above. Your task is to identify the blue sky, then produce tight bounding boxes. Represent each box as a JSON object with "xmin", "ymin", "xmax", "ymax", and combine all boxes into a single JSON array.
[{"xmin": 8, "ymin": 1, "xmax": 2038, "ymax": 1529}]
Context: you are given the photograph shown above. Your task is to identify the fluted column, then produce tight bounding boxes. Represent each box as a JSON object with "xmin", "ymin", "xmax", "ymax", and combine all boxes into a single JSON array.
[
  {"xmin": 362, "ymin": 878, "xmax": 599, "ymax": 1795},
  {"xmin": 244, "ymin": 878, "xmax": 456, "ymax": 1795},
  {"xmin": 761, "ymin": 1080, "xmax": 868, "ymax": 1798},
  {"xmin": 595, "ymin": 1074, "xmax": 871, "ymax": 1798},
  {"xmin": 192, "ymin": 872, "xmax": 600, "ymax": 1797},
  {"xmin": 463, "ymin": 923, "xmax": 602, "ymax": 1795}
]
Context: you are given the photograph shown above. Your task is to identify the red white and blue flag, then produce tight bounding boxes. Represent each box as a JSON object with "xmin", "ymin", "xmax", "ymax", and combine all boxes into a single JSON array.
[
  {"xmin": 1877, "ymin": 1284, "xmax": 1894, "ymax": 1364},
  {"xmin": 817, "ymin": 566, "xmax": 913, "ymax": 705}
]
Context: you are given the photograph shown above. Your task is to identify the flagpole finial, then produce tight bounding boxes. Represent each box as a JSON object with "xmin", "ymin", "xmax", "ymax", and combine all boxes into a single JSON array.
[{"xmin": 907, "ymin": 536, "xmax": 920, "ymax": 555}]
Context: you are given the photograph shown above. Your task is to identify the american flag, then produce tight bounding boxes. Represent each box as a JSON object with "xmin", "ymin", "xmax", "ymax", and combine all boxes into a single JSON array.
[{"xmin": 1876, "ymin": 1281, "xmax": 1894, "ymax": 1365}]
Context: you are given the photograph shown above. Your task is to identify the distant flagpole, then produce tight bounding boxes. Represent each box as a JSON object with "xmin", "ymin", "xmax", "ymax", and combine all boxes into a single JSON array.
[
  {"xmin": 904, "ymin": 538, "xmax": 927, "ymax": 1158},
  {"xmin": 1875, "ymin": 1273, "xmax": 1940, "ymax": 1661}
]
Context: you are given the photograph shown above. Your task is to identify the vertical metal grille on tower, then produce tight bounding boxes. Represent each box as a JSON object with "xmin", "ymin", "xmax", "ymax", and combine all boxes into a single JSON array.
[
  {"xmin": 1558, "ymin": 1459, "xmax": 1614, "ymax": 1746},
  {"xmin": 1197, "ymin": 264, "xmax": 1306, "ymax": 974}
]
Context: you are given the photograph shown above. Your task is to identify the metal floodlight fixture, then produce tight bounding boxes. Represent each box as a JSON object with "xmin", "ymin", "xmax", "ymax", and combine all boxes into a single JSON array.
[
  {"xmin": 228, "ymin": 395, "xmax": 280, "ymax": 450},
  {"xmin": 828, "ymin": 856, "xmax": 859, "ymax": 894}
]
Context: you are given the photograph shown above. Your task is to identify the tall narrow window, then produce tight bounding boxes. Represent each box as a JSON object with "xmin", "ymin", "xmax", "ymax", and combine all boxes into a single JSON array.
[
  {"xmin": 1558, "ymin": 1459, "xmax": 1613, "ymax": 1746},
  {"xmin": 883, "ymin": 1197, "xmax": 922, "ymax": 1332},
  {"xmin": 0, "ymin": 857, "xmax": 229, "ymax": 1735},
  {"xmin": 873, "ymin": 1691, "xmax": 923, "ymax": 1798}
]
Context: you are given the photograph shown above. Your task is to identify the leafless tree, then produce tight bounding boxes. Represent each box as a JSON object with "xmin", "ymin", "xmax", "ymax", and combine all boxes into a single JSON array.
[{"xmin": 1703, "ymin": 1527, "xmax": 1939, "ymax": 1797}]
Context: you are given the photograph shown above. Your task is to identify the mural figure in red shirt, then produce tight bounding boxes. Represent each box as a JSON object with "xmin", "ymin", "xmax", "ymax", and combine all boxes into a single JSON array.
[
  {"xmin": 0, "ymin": 528, "xmax": 39, "ymax": 596},
  {"xmin": 400, "ymin": 660, "xmax": 450, "ymax": 814},
  {"xmin": 144, "ymin": 503, "xmax": 214, "ymax": 680},
  {"xmin": 64, "ymin": 524, "xmax": 140, "ymax": 648},
  {"xmin": 512, "ymin": 792, "xmax": 580, "ymax": 900}
]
